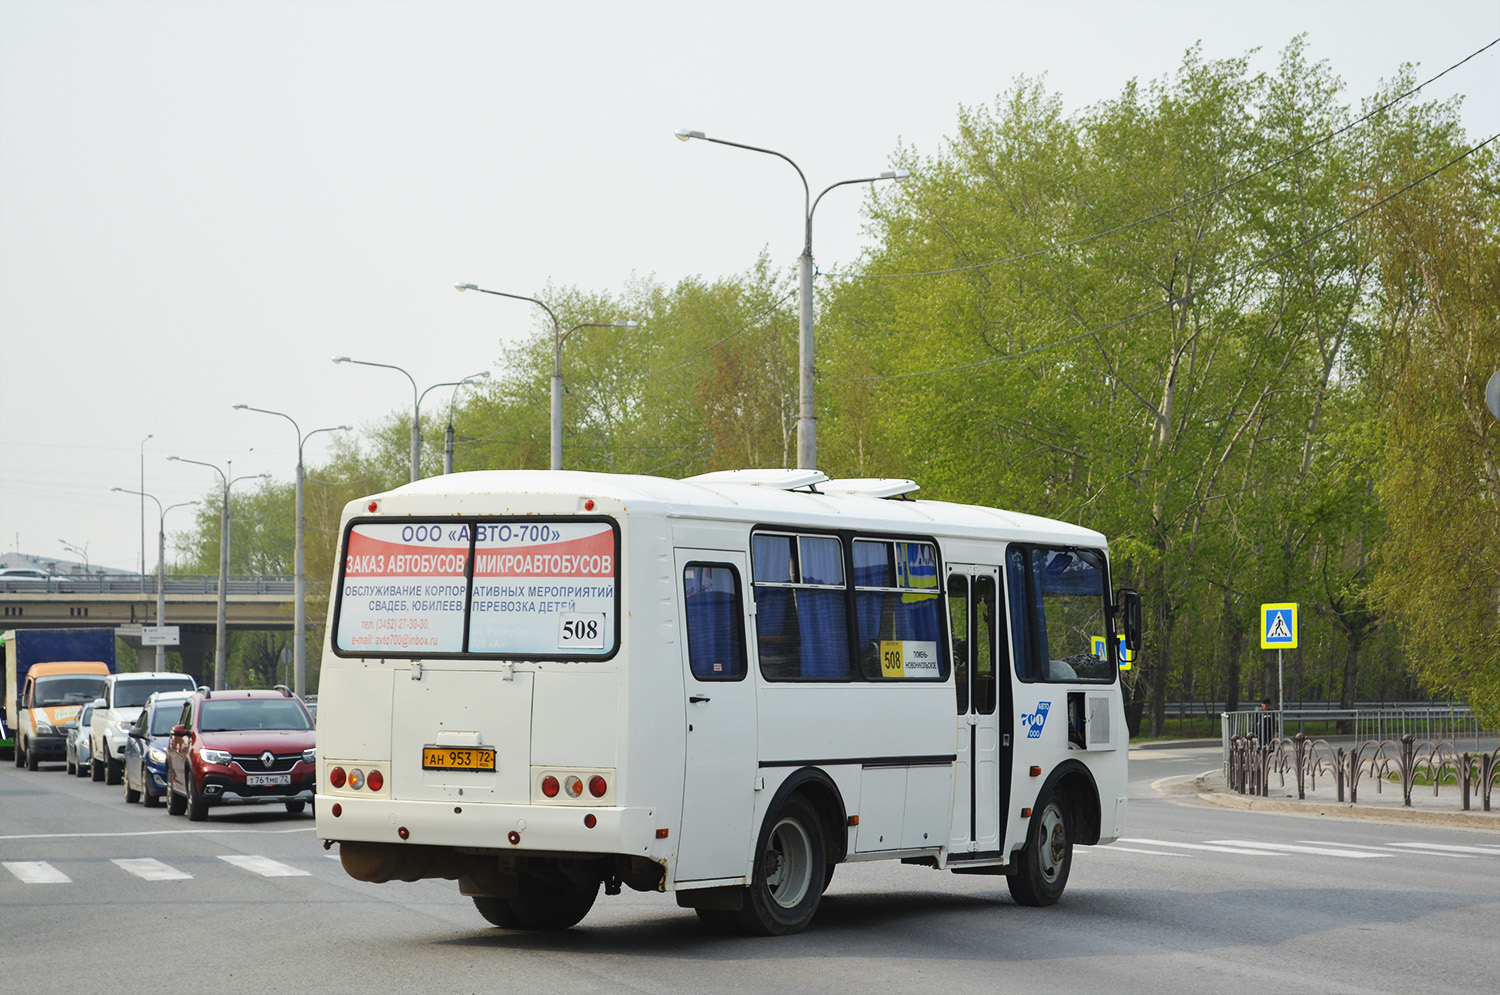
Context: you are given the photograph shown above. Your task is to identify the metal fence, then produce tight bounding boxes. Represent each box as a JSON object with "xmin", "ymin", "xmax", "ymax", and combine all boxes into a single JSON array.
[
  {"xmin": 1222, "ymin": 705, "xmax": 1487, "ymax": 758},
  {"xmin": 0, "ymin": 575, "xmax": 295, "ymax": 596},
  {"xmin": 1225, "ymin": 732, "xmax": 1499, "ymax": 813}
]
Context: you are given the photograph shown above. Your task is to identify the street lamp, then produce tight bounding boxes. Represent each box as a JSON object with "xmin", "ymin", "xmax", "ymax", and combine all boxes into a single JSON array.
[
  {"xmin": 675, "ymin": 128, "xmax": 910, "ymax": 469},
  {"xmin": 455, "ymin": 282, "xmax": 637, "ymax": 469},
  {"xmin": 167, "ymin": 455, "xmax": 270, "ymax": 689},
  {"xmin": 111, "ymin": 488, "xmax": 198, "ymax": 671},
  {"xmin": 233, "ymin": 405, "xmax": 350, "ymax": 698},
  {"xmin": 444, "ymin": 372, "xmax": 490, "ymax": 474},
  {"xmin": 332, "ymin": 356, "xmax": 420, "ymax": 482},
  {"xmin": 58, "ymin": 540, "xmax": 89, "ymax": 574}
]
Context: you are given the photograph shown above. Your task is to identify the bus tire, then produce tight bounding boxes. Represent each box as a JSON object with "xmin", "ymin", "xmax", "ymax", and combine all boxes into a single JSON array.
[
  {"xmin": 736, "ymin": 794, "xmax": 825, "ymax": 936},
  {"xmin": 505, "ymin": 866, "xmax": 599, "ymax": 930},
  {"xmin": 1006, "ymin": 793, "xmax": 1072, "ymax": 907},
  {"xmin": 472, "ymin": 895, "xmax": 525, "ymax": 930}
]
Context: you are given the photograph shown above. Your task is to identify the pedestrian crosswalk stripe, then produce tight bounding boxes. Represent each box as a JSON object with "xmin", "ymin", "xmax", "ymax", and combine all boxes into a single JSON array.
[
  {"xmin": 217, "ymin": 855, "xmax": 309, "ymax": 877},
  {"xmin": 1120, "ymin": 838, "xmax": 1285, "ymax": 856},
  {"xmin": 113, "ymin": 858, "xmax": 192, "ymax": 881},
  {"xmin": 1386, "ymin": 842, "xmax": 1494, "ymax": 857},
  {"xmin": 1208, "ymin": 840, "xmax": 1387, "ymax": 858},
  {"xmin": 1089, "ymin": 845, "xmax": 1190, "ymax": 857},
  {"xmin": 3, "ymin": 861, "xmax": 70, "ymax": 884}
]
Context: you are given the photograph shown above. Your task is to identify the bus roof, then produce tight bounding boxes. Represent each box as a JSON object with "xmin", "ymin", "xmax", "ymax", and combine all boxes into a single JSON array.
[{"xmin": 345, "ymin": 469, "xmax": 1107, "ymax": 548}]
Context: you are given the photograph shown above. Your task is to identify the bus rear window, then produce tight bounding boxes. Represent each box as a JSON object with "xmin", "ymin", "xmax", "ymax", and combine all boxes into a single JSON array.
[{"xmin": 333, "ymin": 518, "xmax": 619, "ymax": 660}]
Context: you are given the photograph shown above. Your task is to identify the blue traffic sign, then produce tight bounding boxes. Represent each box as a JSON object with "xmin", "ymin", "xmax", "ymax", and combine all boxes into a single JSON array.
[{"xmin": 1260, "ymin": 603, "xmax": 1298, "ymax": 649}]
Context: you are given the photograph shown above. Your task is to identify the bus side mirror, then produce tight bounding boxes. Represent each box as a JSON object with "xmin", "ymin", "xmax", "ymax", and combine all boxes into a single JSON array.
[{"xmin": 1115, "ymin": 588, "xmax": 1142, "ymax": 653}]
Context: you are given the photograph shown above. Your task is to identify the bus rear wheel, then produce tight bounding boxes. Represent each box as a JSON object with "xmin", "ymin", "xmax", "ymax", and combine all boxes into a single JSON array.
[
  {"xmin": 1006, "ymin": 793, "xmax": 1072, "ymax": 907},
  {"xmin": 736, "ymin": 795, "xmax": 825, "ymax": 936},
  {"xmin": 475, "ymin": 863, "xmax": 599, "ymax": 931}
]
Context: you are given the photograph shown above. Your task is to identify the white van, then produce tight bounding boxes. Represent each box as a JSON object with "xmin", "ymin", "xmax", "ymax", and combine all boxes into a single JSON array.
[{"xmin": 90, "ymin": 672, "xmax": 196, "ymax": 783}]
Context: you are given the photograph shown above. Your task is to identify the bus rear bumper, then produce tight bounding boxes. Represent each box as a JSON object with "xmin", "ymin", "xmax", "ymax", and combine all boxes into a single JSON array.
[{"xmin": 315, "ymin": 794, "xmax": 662, "ymax": 862}]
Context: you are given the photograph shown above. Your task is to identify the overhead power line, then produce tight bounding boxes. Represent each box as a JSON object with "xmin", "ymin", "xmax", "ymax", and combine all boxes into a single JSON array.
[
  {"xmin": 845, "ymin": 36, "xmax": 1500, "ymax": 282},
  {"xmin": 829, "ymin": 133, "xmax": 1497, "ymax": 384}
]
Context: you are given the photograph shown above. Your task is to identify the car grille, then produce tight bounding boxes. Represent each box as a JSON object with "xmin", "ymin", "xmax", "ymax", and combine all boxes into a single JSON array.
[{"xmin": 229, "ymin": 753, "xmax": 302, "ymax": 774}]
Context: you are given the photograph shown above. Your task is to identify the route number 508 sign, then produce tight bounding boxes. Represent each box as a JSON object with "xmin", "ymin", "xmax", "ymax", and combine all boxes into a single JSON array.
[{"xmin": 559, "ymin": 612, "xmax": 606, "ymax": 649}]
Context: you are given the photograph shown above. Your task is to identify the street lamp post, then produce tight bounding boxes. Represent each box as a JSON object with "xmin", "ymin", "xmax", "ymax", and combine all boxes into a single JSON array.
[
  {"xmin": 332, "ymin": 356, "xmax": 420, "ymax": 482},
  {"xmin": 111, "ymin": 488, "xmax": 198, "ymax": 671},
  {"xmin": 233, "ymin": 405, "xmax": 350, "ymax": 698},
  {"xmin": 442, "ymin": 372, "xmax": 491, "ymax": 474},
  {"xmin": 454, "ymin": 283, "xmax": 637, "ymax": 469},
  {"xmin": 139, "ymin": 433, "xmax": 153, "ymax": 581},
  {"xmin": 168, "ymin": 456, "xmax": 269, "ymax": 689},
  {"xmin": 675, "ymin": 128, "xmax": 909, "ymax": 469},
  {"xmin": 58, "ymin": 540, "xmax": 89, "ymax": 574}
]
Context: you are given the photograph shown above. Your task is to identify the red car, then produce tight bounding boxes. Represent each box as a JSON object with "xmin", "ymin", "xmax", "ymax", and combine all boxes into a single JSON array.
[{"xmin": 165, "ymin": 687, "xmax": 316, "ymax": 821}]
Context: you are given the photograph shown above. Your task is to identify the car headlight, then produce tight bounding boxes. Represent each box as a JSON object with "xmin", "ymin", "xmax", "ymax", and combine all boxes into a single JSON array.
[
  {"xmin": 148, "ymin": 748, "xmax": 167, "ymax": 764},
  {"xmin": 36, "ymin": 721, "xmax": 55, "ymax": 735},
  {"xmin": 115, "ymin": 720, "xmax": 135, "ymax": 731},
  {"xmin": 200, "ymin": 748, "xmax": 232, "ymax": 766},
  {"xmin": 302, "ymin": 748, "xmax": 316, "ymax": 764}
]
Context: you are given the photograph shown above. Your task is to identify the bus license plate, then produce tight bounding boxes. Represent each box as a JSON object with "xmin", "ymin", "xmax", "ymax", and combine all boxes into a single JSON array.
[
  {"xmin": 422, "ymin": 747, "xmax": 496, "ymax": 772},
  {"xmin": 246, "ymin": 774, "xmax": 291, "ymax": 786}
]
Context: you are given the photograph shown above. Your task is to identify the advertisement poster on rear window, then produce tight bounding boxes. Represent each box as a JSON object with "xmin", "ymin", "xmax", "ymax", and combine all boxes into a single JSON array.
[
  {"xmin": 337, "ymin": 523, "xmax": 470, "ymax": 654},
  {"xmin": 469, "ymin": 521, "xmax": 617, "ymax": 655}
]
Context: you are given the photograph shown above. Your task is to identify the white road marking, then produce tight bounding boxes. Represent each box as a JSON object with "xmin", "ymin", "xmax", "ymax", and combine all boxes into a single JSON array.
[
  {"xmin": 1208, "ymin": 840, "xmax": 1388, "ymax": 858},
  {"xmin": 3, "ymin": 861, "xmax": 70, "ymax": 884},
  {"xmin": 1085, "ymin": 845, "xmax": 1190, "ymax": 857},
  {"xmin": 218, "ymin": 854, "xmax": 310, "ymax": 877},
  {"xmin": 1385, "ymin": 842, "xmax": 1495, "ymax": 856},
  {"xmin": 1120, "ymin": 837, "xmax": 1285, "ymax": 856},
  {"xmin": 113, "ymin": 858, "xmax": 193, "ymax": 881}
]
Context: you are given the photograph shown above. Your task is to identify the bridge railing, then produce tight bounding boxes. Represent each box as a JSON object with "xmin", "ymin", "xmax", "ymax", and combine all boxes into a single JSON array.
[{"xmin": 0, "ymin": 575, "xmax": 296, "ymax": 596}]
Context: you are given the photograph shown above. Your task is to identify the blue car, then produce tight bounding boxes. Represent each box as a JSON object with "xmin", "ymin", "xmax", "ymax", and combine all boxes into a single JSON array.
[{"xmin": 123, "ymin": 690, "xmax": 194, "ymax": 807}]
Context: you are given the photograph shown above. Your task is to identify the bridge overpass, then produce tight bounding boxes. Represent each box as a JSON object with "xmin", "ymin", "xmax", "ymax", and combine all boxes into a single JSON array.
[{"xmin": 0, "ymin": 575, "xmax": 297, "ymax": 631}]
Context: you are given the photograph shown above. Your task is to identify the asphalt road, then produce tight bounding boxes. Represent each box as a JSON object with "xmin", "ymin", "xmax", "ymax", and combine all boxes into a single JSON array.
[{"xmin": 3, "ymin": 748, "xmax": 1495, "ymax": 995}]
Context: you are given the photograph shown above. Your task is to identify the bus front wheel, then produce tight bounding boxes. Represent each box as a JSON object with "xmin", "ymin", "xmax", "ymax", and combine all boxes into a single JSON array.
[
  {"xmin": 1006, "ymin": 793, "xmax": 1072, "ymax": 907},
  {"xmin": 737, "ymin": 795, "xmax": 826, "ymax": 936}
]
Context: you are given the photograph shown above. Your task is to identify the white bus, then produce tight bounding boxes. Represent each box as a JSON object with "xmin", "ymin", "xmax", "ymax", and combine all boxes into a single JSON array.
[{"xmin": 315, "ymin": 468, "xmax": 1139, "ymax": 935}]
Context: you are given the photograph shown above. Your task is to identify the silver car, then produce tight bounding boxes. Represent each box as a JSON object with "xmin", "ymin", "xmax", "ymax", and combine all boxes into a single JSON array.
[{"xmin": 66, "ymin": 700, "xmax": 99, "ymax": 777}]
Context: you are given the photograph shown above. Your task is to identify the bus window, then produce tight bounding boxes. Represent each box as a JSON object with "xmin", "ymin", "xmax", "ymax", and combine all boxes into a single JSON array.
[
  {"xmin": 751, "ymin": 532, "xmax": 849, "ymax": 681},
  {"xmin": 683, "ymin": 564, "xmax": 747, "ymax": 681},
  {"xmin": 972, "ymin": 574, "xmax": 998, "ymax": 713},
  {"xmin": 949, "ymin": 575, "xmax": 969, "ymax": 713},
  {"xmin": 1009, "ymin": 545, "xmax": 1114, "ymax": 684},
  {"xmin": 852, "ymin": 539, "xmax": 944, "ymax": 681}
]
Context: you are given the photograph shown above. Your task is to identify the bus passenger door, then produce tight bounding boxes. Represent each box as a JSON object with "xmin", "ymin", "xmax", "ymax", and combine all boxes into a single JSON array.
[
  {"xmin": 948, "ymin": 567, "xmax": 1008, "ymax": 856},
  {"xmin": 673, "ymin": 551, "xmax": 758, "ymax": 883}
]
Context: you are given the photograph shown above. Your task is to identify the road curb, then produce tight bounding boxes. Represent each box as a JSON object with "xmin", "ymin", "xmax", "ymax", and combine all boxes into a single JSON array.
[{"xmin": 1194, "ymin": 786, "xmax": 1500, "ymax": 829}]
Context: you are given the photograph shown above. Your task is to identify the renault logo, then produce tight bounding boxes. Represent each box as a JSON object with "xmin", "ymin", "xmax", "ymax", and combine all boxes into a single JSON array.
[{"xmin": 261, "ymin": 751, "xmax": 275, "ymax": 769}]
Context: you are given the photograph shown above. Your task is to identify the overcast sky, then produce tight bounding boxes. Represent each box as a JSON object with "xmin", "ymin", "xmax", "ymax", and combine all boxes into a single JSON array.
[{"xmin": 2, "ymin": 0, "xmax": 1497, "ymax": 575}]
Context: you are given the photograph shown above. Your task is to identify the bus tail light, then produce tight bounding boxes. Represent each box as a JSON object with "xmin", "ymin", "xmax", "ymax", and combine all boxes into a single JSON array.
[
  {"xmin": 367, "ymin": 769, "xmax": 384, "ymax": 792},
  {"xmin": 348, "ymin": 769, "xmax": 365, "ymax": 790},
  {"xmin": 564, "ymin": 775, "xmax": 584, "ymax": 798},
  {"xmin": 588, "ymin": 775, "xmax": 607, "ymax": 798},
  {"xmin": 541, "ymin": 775, "xmax": 560, "ymax": 798},
  {"xmin": 583, "ymin": 814, "xmax": 597, "ymax": 829},
  {"xmin": 329, "ymin": 767, "xmax": 347, "ymax": 789}
]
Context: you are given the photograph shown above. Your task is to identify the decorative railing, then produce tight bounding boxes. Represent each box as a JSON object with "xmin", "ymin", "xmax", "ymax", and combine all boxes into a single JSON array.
[{"xmin": 1226, "ymin": 732, "xmax": 1498, "ymax": 813}]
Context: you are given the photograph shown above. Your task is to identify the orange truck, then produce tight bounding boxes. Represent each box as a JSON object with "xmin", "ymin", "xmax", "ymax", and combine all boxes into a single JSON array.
[{"xmin": 3, "ymin": 628, "xmax": 116, "ymax": 769}]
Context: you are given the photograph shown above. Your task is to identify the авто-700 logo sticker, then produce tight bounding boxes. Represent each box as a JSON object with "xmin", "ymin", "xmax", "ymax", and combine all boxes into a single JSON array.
[{"xmin": 1021, "ymin": 701, "xmax": 1051, "ymax": 739}]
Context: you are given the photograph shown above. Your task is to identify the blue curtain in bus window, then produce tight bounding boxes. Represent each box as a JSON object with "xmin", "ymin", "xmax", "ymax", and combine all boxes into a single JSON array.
[
  {"xmin": 684, "ymin": 566, "xmax": 744, "ymax": 680},
  {"xmin": 798, "ymin": 536, "xmax": 849, "ymax": 679},
  {"xmin": 895, "ymin": 542, "xmax": 941, "ymax": 646},
  {"xmin": 751, "ymin": 535, "xmax": 795, "ymax": 677},
  {"xmin": 1038, "ymin": 550, "xmax": 1102, "ymax": 596},
  {"xmin": 1007, "ymin": 547, "xmax": 1037, "ymax": 680},
  {"xmin": 853, "ymin": 540, "xmax": 889, "ymax": 650}
]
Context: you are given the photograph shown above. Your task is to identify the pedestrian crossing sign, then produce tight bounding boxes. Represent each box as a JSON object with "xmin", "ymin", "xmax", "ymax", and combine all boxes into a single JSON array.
[
  {"xmin": 1260, "ymin": 603, "xmax": 1298, "ymax": 649},
  {"xmin": 1092, "ymin": 635, "xmax": 1133, "ymax": 671}
]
